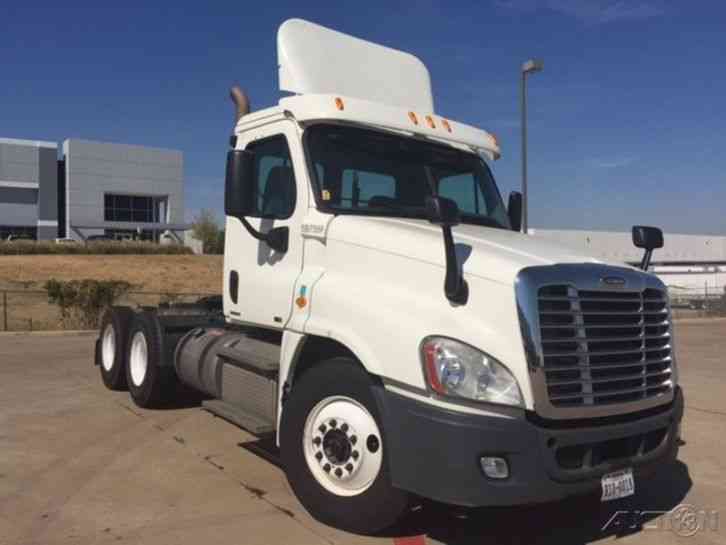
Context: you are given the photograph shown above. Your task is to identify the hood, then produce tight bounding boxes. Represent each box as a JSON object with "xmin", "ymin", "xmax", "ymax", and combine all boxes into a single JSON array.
[{"xmin": 326, "ymin": 216, "xmax": 610, "ymax": 286}]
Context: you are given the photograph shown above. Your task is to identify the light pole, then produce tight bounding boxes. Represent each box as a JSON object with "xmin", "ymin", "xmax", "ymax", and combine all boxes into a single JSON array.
[{"xmin": 521, "ymin": 58, "xmax": 543, "ymax": 234}]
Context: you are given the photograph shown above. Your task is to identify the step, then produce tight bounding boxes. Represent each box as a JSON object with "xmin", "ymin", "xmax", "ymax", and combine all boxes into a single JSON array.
[{"xmin": 202, "ymin": 399, "xmax": 275, "ymax": 435}]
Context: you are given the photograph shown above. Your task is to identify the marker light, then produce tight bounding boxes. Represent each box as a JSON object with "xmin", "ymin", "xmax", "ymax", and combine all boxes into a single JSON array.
[
  {"xmin": 425, "ymin": 115, "xmax": 436, "ymax": 129},
  {"xmin": 421, "ymin": 337, "xmax": 523, "ymax": 407},
  {"xmin": 441, "ymin": 119, "xmax": 452, "ymax": 133},
  {"xmin": 408, "ymin": 111, "xmax": 419, "ymax": 125},
  {"xmin": 334, "ymin": 97, "xmax": 344, "ymax": 111}
]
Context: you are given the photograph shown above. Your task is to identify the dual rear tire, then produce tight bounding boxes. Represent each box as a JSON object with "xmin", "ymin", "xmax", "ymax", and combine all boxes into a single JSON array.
[{"xmin": 98, "ymin": 308, "xmax": 177, "ymax": 408}]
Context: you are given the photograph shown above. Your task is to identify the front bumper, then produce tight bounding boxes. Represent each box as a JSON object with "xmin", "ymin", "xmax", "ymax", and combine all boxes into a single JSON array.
[{"xmin": 377, "ymin": 386, "xmax": 683, "ymax": 507}]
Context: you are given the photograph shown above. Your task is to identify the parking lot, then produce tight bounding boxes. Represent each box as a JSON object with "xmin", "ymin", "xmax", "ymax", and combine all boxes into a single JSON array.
[{"xmin": 0, "ymin": 320, "xmax": 724, "ymax": 545}]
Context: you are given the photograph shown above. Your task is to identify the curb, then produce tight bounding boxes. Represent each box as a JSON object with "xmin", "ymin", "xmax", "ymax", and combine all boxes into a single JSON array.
[{"xmin": 0, "ymin": 330, "xmax": 96, "ymax": 337}]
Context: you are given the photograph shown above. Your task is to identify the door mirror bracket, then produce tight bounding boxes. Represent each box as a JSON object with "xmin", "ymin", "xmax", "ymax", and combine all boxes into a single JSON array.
[
  {"xmin": 225, "ymin": 149, "xmax": 289, "ymax": 253},
  {"xmin": 426, "ymin": 196, "xmax": 468, "ymax": 305}
]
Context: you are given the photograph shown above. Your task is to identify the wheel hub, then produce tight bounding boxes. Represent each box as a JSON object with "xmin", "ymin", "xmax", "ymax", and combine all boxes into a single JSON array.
[
  {"xmin": 311, "ymin": 417, "xmax": 361, "ymax": 479},
  {"xmin": 303, "ymin": 395, "xmax": 383, "ymax": 496},
  {"xmin": 323, "ymin": 428, "xmax": 352, "ymax": 465}
]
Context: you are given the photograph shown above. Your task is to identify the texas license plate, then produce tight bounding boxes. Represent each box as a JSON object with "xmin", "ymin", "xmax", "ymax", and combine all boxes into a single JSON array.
[{"xmin": 601, "ymin": 468, "xmax": 635, "ymax": 501}]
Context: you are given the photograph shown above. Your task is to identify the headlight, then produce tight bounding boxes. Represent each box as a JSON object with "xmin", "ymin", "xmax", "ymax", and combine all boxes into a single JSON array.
[{"xmin": 421, "ymin": 336, "xmax": 523, "ymax": 408}]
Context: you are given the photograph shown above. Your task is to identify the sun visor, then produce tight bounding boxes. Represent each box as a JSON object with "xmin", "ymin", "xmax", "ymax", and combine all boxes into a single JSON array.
[{"xmin": 277, "ymin": 19, "xmax": 434, "ymax": 113}]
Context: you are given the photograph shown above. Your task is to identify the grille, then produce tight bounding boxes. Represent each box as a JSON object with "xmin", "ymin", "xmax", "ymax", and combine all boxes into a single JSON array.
[
  {"xmin": 555, "ymin": 426, "xmax": 668, "ymax": 470},
  {"xmin": 538, "ymin": 285, "xmax": 673, "ymax": 407}
]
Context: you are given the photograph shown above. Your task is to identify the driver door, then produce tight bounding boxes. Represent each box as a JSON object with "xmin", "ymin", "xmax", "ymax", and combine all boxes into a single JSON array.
[{"xmin": 223, "ymin": 120, "xmax": 307, "ymax": 329}]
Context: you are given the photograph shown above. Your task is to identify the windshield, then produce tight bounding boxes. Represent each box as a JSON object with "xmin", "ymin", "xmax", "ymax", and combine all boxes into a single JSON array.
[{"xmin": 306, "ymin": 124, "xmax": 510, "ymax": 230}]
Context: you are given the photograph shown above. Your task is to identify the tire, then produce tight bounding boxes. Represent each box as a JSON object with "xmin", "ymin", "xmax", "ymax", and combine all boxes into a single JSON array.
[
  {"xmin": 125, "ymin": 311, "xmax": 177, "ymax": 408},
  {"xmin": 280, "ymin": 357, "xmax": 410, "ymax": 534},
  {"xmin": 97, "ymin": 306, "xmax": 134, "ymax": 391}
]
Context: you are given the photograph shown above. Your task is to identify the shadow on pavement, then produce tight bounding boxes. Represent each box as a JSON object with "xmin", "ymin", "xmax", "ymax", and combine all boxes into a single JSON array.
[
  {"xmin": 155, "ymin": 383, "xmax": 211, "ymax": 410},
  {"xmin": 389, "ymin": 460, "xmax": 691, "ymax": 545}
]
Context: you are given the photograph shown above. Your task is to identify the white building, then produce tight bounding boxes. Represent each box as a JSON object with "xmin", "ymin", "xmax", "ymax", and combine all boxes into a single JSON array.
[{"xmin": 531, "ymin": 229, "xmax": 726, "ymax": 303}]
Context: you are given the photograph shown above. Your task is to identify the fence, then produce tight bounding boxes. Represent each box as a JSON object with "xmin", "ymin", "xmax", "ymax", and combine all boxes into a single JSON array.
[
  {"xmin": 1, "ymin": 286, "xmax": 722, "ymax": 332},
  {"xmin": 0, "ymin": 289, "xmax": 218, "ymax": 332},
  {"xmin": 668, "ymin": 285, "xmax": 726, "ymax": 319}
]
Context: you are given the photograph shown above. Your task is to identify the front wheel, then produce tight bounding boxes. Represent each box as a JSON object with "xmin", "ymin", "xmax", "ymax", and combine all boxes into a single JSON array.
[{"xmin": 280, "ymin": 357, "xmax": 410, "ymax": 534}]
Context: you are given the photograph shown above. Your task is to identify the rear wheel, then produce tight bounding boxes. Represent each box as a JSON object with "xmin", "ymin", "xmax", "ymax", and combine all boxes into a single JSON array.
[
  {"xmin": 97, "ymin": 307, "xmax": 134, "ymax": 390},
  {"xmin": 280, "ymin": 357, "xmax": 410, "ymax": 534},
  {"xmin": 125, "ymin": 311, "xmax": 177, "ymax": 408}
]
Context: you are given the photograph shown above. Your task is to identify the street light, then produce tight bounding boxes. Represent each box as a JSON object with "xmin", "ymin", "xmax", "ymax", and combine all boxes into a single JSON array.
[{"xmin": 520, "ymin": 58, "xmax": 543, "ymax": 234}]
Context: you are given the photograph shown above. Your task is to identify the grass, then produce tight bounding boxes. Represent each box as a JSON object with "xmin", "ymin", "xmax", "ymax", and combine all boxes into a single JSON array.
[
  {"xmin": 0, "ymin": 255, "xmax": 223, "ymax": 330},
  {"xmin": 0, "ymin": 240, "xmax": 193, "ymax": 255}
]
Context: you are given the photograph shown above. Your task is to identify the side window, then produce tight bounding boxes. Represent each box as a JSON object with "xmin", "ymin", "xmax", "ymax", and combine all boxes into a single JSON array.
[
  {"xmin": 438, "ymin": 173, "xmax": 479, "ymax": 214},
  {"xmin": 246, "ymin": 136, "xmax": 296, "ymax": 219},
  {"xmin": 340, "ymin": 170, "xmax": 396, "ymax": 208}
]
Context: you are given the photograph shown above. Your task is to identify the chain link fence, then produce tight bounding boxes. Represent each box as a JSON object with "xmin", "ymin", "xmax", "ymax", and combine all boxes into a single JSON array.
[
  {"xmin": 1, "ymin": 286, "xmax": 722, "ymax": 332},
  {"xmin": 0, "ymin": 289, "xmax": 218, "ymax": 332},
  {"xmin": 668, "ymin": 286, "xmax": 726, "ymax": 319}
]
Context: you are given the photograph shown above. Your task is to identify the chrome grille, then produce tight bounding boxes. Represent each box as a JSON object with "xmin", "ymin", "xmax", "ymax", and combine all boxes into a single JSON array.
[{"xmin": 538, "ymin": 285, "xmax": 673, "ymax": 407}]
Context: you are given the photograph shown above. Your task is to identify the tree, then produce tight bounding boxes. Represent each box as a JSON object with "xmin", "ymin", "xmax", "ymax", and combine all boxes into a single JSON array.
[{"xmin": 191, "ymin": 209, "xmax": 224, "ymax": 254}]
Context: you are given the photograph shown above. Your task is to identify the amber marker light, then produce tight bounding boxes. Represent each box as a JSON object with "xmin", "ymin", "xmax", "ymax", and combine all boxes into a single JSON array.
[
  {"xmin": 441, "ymin": 119, "xmax": 452, "ymax": 133},
  {"xmin": 334, "ymin": 97, "xmax": 344, "ymax": 111},
  {"xmin": 425, "ymin": 115, "xmax": 436, "ymax": 129},
  {"xmin": 408, "ymin": 111, "xmax": 419, "ymax": 125}
]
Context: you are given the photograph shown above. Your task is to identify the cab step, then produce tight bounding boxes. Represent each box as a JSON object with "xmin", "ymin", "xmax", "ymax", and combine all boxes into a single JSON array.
[{"xmin": 202, "ymin": 399, "xmax": 275, "ymax": 435}]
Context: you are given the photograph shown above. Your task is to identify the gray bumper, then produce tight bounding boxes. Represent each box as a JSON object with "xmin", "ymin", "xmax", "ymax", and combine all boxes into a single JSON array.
[{"xmin": 376, "ymin": 386, "xmax": 683, "ymax": 507}]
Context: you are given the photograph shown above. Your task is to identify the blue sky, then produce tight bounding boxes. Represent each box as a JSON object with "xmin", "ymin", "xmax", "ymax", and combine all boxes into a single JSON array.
[{"xmin": 2, "ymin": 1, "xmax": 724, "ymax": 234}]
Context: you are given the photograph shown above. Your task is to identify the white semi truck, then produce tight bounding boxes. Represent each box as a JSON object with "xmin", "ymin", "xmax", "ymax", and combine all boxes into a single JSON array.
[{"xmin": 95, "ymin": 19, "xmax": 683, "ymax": 533}]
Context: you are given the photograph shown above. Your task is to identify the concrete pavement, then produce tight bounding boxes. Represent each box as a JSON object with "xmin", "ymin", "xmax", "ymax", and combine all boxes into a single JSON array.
[{"xmin": 0, "ymin": 321, "xmax": 724, "ymax": 544}]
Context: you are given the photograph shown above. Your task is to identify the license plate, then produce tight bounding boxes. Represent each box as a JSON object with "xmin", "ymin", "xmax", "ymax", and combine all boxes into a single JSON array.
[{"xmin": 601, "ymin": 468, "xmax": 635, "ymax": 501}]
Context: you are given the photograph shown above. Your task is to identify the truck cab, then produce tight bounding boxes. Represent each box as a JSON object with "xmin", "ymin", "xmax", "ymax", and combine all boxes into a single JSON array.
[{"xmin": 98, "ymin": 18, "xmax": 683, "ymax": 534}]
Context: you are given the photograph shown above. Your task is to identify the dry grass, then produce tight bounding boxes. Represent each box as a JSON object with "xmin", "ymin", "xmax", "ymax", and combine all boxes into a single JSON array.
[
  {"xmin": 0, "ymin": 255, "xmax": 223, "ymax": 330},
  {"xmin": 0, "ymin": 255, "xmax": 223, "ymax": 293}
]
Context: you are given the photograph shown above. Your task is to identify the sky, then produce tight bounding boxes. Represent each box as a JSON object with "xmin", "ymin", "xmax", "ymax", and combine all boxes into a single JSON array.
[{"xmin": 1, "ymin": 0, "xmax": 725, "ymax": 234}]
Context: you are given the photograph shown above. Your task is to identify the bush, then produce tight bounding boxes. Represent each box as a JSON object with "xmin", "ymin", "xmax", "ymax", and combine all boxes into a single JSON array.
[
  {"xmin": 191, "ymin": 209, "xmax": 224, "ymax": 254},
  {"xmin": 0, "ymin": 240, "xmax": 193, "ymax": 255},
  {"xmin": 45, "ymin": 279, "xmax": 133, "ymax": 329}
]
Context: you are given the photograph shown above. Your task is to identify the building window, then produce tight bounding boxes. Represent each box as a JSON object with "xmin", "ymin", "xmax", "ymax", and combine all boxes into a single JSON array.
[
  {"xmin": 0, "ymin": 226, "xmax": 37, "ymax": 241},
  {"xmin": 103, "ymin": 229, "xmax": 155, "ymax": 241},
  {"xmin": 104, "ymin": 194, "xmax": 167, "ymax": 223}
]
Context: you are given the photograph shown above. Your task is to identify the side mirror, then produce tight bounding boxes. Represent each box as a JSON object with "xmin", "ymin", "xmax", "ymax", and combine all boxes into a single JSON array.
[
  {"xmin": 507, "ymin": 191, "xmax": 523, "ymax": 232},
  {"xmin": 425, "ymin": 196, "xmax": 467, "ymax": 304},
  {"xmin": 425, "ymin": 196, "xmax": 460, "ymax": 227},
  {"xmin": 632, "ymin": 225, "xmax": 664, "ymax": 271},
  {"xmin": 224, "ymin": 149, "xmax": 255, "ymax": 218},
  {"xmin": 225, "ymin": 149, "xmax": 289, "ymax": 253}
]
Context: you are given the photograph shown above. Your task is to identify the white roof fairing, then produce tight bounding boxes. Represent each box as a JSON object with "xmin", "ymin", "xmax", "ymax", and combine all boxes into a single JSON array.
[
  {"xmin": 243, "ymin": 19, "xmax": 500, "ymax": 159},
  {"xmin": 277, "ymin": 19, "xmax": 434, "ymax": 112}
]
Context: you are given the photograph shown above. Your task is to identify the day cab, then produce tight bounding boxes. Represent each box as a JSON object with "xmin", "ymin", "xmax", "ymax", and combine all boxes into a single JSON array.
[{"xmin": 97, "ymin": 19, "xmax": 683, "ymax": 533}]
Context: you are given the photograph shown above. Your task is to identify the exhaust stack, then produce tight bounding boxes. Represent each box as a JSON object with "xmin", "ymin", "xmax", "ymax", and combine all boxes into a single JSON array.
[{"xmin": 230, "ymin": 86, "xmax": 250, "ymax": 122}]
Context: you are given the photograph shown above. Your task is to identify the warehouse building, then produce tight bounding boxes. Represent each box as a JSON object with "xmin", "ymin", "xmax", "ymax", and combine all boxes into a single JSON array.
[
  {"xmin": 0, "ymin": 137, "xmax": 188, "ymax": 241},
  {"xmin": 532, "ymin": 228, "xmax": 726, "ymax": 303}
]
